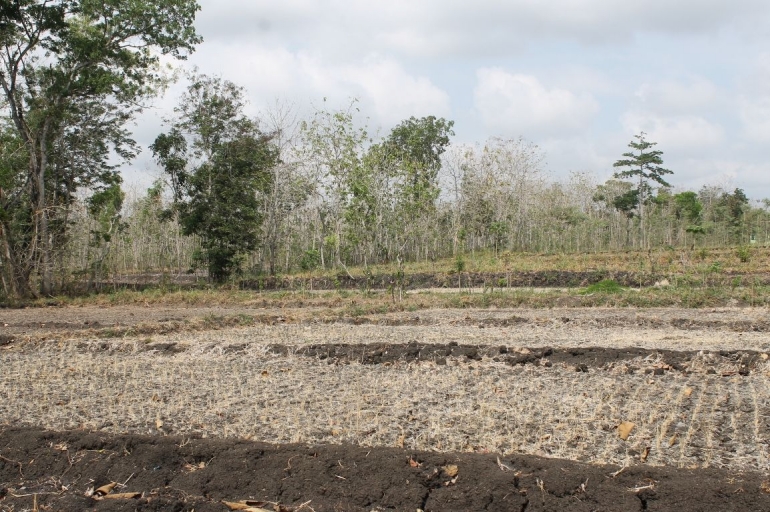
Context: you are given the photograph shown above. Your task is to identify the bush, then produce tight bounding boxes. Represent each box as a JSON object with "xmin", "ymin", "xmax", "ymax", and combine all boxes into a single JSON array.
[
  {"xmin": 736, "ymin": 246, "xmax": 752, "ymax": 263},
  {"xmin": 299, "ymin": 249, "xmax": 321, "ymax": 271},
  {"xmin": 582, "ymin": 279, "xmax": 624, "ymax": 294}
]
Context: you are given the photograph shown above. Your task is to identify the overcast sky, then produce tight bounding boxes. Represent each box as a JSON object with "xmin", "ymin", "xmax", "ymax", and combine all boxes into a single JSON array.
[{"xmin": 129, "ymin": 0, "xmax": 770, "ymax": 199}]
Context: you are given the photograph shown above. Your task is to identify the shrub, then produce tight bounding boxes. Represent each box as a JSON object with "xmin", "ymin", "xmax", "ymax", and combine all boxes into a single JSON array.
[
  {"xmin": 736, "ymin": 246, "xmax": 752, "ymax": 263},
  {"xmin": 582, "ymin": 279, "xmax": 624, "ymax": 294}
]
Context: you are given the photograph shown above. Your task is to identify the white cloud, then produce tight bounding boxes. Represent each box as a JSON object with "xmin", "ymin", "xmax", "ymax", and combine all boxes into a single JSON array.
[
  {"xmin": 738, "ymin": 97, "xmax": 770, "ymax": 142},
  {"xmin": 194, "ymin": 0, "xmax": 770, "ymax": 59},
  {"xmin": 635, "ymin": 77, "xmax": 720, "ymax": 114},
  {"xmin": 336, "ymin": 57, "xmax": 451, "ymax": 126},
  {"xmin": 140, "ymin": 43, "xmax": 451, "ymax": 137},
  {"xmin": 620, "ymin": 111, "xmax": 725, "ymax": 151},
  {"xmin": 474, "ymin": 68, "xmax": 599, "ymax": 137}
]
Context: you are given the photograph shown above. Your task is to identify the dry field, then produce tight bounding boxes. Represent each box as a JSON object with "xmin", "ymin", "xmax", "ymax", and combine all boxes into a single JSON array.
[{"xmin": 2, "ymin": 304, "xmax": 770, "ymax": 510}]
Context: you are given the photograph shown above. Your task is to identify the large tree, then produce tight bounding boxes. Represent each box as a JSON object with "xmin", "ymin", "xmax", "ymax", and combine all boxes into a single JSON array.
[
  {"xmin": 613, "ymin": 132, "xmax": 673, "ymax": 247},
  {"xmin": 152, "ymin": 74, "xmax": 279, "ymax": 282},
  {"xmin": 0, "ymin": 0, "xmax": 201, "ymax": 297}
]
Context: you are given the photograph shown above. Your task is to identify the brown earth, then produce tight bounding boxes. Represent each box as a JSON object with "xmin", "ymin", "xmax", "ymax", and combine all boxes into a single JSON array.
[
  {"xmin": 3, "ymin": 304, "xmax": 770, "ymax": 511},
  {"xmin": 2, "ymin": 426, "xmax": 769, "ymax": 512}
]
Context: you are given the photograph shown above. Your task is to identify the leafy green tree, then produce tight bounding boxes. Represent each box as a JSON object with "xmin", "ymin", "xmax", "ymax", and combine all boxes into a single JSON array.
[
  {"xmin": 384, "ymin": 116, "xmax": 454, "ymax": 213},
  {"xmin": 152, "ymin": 75, "xmax": 278, "ymax": 282},
  {"xmin": 0, "ymin": 0, "xmax": 201, "ymax": 296},
  {"xmin": 612, "ymin": 189, "xmax": 640, "ymax": 219},
  {"xmin": 673, "ymin": 191, "xmax": 703, "ymax": 223},
  {"xmin": 613, "ymin": 132, "xmax": 673, "ymax": 247}
]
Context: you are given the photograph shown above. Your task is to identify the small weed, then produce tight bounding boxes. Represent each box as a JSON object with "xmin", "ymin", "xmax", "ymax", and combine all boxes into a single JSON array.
[
  {"xmin": 695, "ymin": 248, "xmax": 709, "ymax": 261},
  {"xmin": 736, "ymin": 246, "xmax": 752, "ymax": 263}
]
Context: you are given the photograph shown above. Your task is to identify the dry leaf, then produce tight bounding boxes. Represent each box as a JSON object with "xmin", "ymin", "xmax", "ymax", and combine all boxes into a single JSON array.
[
  {"xmin": 669, "ymin": 433, "xmax": 679, "ymax": 447},
  {"xmin": 102, "ymin": 492, "xmax": 141, "ymax": 500},
  {"xmin": 222, "ymin": 500, "xmax": 272, "ymax": 512},
  {"xmin": 640, "ymin": 446, "xmax": 650, "ymax": 462},
  {"xmin": 684, "ymin": 388, "xmax": 693, "ymax": 398},
  {"xmin": 496, "ymin": 456, "xmax": 512, "ymax": 472},
  {"xmin": 761, "ymin": 353, "xmax": 769, "ymax": 361},
  {"xmin": 155, "ymin": 419, "xmax": 164, "ymax": 430},
  {"xmin": 618, "ymin": 421, "xmax": 635, "ymax": 441},
  {"xmin": 761, "ymin": 480, "xmax": 770, "ymax": 494},
  {"xmin": 261, "ymin": 370, "xmax": 269, "ymax": 377},
  {"xmin": 408, "ymin": 457, "xmax": 421, "ymax": 468},
  {"xmin": 442, "ymin": 464, "xmax": 459, "ymax": 477},
  {"xmin": 94, "ymin": 482, "xmax": 117, "ymax": 496}
]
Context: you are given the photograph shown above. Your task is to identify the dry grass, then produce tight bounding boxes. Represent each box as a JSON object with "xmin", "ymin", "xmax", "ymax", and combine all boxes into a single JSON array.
[
  {"xmin": 292, "ymin": 246, "xmax": 770, "ymax": 277},
  {"xmin": 3, "ymin": 316, "xmax": 770, "ymax": 472},
  {"xmin": 17, "ymin": 281, "xmax": 770, "ymax": 314}
]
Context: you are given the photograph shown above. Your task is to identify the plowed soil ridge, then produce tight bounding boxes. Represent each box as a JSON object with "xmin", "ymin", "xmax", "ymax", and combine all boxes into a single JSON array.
[
  {"xmin": 267, "ymin": 342, "xmax": 763, "ymax": 375},
  {"xmin": 1, "ymin": 427, "xmax": 769, "ymax": 512}
]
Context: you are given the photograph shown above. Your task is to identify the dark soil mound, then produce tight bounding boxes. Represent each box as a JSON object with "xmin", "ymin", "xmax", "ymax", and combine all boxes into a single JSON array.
[
  {"xmin": 1, "ymin": 427, "xmax": 768, "ymax": 511},
  {"xmin": 267, "ymin": 341, "xmax": 762, "ymax": 375}
]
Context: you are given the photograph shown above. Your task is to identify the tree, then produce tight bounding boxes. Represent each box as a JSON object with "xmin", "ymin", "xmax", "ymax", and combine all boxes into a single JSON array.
[
  {"xmin": 152, "ymin": 74, "xmax": 279, "ymax": 282},
  {"xmin": 0, "ymin": 0, "xmax": 201, "ymax": 297},
  {"xmin": 299, "ymin": 100, "xmax": 370, "ymax": 268},
  {"xmin": 384, "ymin": 116, "xmax": 454, "ymax": 213},
  {"xmin": 673, "ymin": 191, "xmax": 702, "ymax": 223},
  {"xmin": 613, "ymin": 132, "xmax": 672, "ymax": 247}
]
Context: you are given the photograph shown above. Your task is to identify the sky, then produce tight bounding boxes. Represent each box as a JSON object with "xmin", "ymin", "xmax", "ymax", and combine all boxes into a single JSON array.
[{"xmin": 128, "ymin": 0, "xmax": 770, "ymax": 199}]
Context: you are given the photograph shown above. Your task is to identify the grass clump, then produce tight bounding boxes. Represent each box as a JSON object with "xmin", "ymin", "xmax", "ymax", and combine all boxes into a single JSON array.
[{"xmin": 581, "ymin": 279, "xmax": 624, "ymax": 294}]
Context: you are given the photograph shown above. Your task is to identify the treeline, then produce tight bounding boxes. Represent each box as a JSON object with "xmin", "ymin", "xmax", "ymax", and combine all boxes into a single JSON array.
[
  {"xmin": 49, "ymin": 94, "xmax": 769, "ymax": 289},
  {"xmin": 1, "ymin": 0, "xmax": 767, "ymax": 298}
]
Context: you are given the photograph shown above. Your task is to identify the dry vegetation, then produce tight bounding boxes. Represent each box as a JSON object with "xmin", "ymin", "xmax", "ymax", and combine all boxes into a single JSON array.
[{"xmin": 3, "ymin": 307, "xmax": 770, "ymax": 477}]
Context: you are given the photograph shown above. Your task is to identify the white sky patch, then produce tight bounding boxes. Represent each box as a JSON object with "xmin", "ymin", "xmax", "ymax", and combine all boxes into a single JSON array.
[
  {"xmin": 166, "ymin": 43, "xmax": 451, "ymax": 131},
  {"xmin": 621, "ymin": 111, "xmax": 725, "ymax": 152},
  {"xmin": 115, "ymin": 1, "xmax": 770, "ymax": 198},
  {"xmin": 335, "ymin": 57, "xmax": 452, "ymax": 127},
  {"xmin": 474, "ymin": 68, "xmax": 599, "ymax": 138},
  {"xmin": 198, "ymin": 0, "xmax": 770, "ymax": 58},
  {"xmin": 738, "ymin": 96, "xmax": 770, "ymax": 142},
  {"xmin": 635, "ymin": 77, "xmax": 721, "ymax": 114}
]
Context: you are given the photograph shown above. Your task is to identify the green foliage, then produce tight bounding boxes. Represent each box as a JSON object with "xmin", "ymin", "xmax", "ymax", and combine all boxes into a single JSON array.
[
  {"xmin": 612, "ymin": 132, "xmax": 673, "ymax": 247},
  {"xmin": 0, "ymin": 0, "xmax": 201, "ymax": 297},
  {"xmin": 736, "ymin": 246, "xmax": 752, "ymax": 263},
  {"xmin": 582, "ymin": 279, "xmax": 624, "ymax": 294},
  {"xmin": 721, "ymin": 189, "xmax": 749, "ymax": 224},
  {"xmin": 613, "ymin": 132, "xmax": 673, "ymax": 189},
  {"xmin": 87, "ymin": 179, "xmax": 125, "ymax": 245},
  {"xmin": 300, "ymin": 249, "xmax": 321, "ymax": 271},
  {"xmin": 454, "ymin": 254, "xmax": 466, "ymax": 273},
  {"xmin": 152, "ymin": 74, "xmax": 278, "ymax": 282},
  {"xmin": 612, "ymin": 188, "xmax": 640, "ymax": 218},
  {"xmin": 674, "ymin": 192, "xmax": 703, "ymax": 222},
  {"xmin": 384, "ymin": 116, "xmax": 454, "ymax": 213}
]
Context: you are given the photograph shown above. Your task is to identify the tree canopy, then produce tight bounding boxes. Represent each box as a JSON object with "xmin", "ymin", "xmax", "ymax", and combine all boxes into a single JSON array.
[
  {"xmin": 152, "ymin": 74, "xmax": 279, "ymax": 282},
  {"xmin": 0, "ymin": 0, "xmax": 201, "ymax": 297}
]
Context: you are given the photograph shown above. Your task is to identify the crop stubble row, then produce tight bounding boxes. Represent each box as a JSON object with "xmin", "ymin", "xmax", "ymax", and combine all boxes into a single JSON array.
[{"xmin": 2, "ymin": 318, "xmax": 769, "ymax": 472}]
